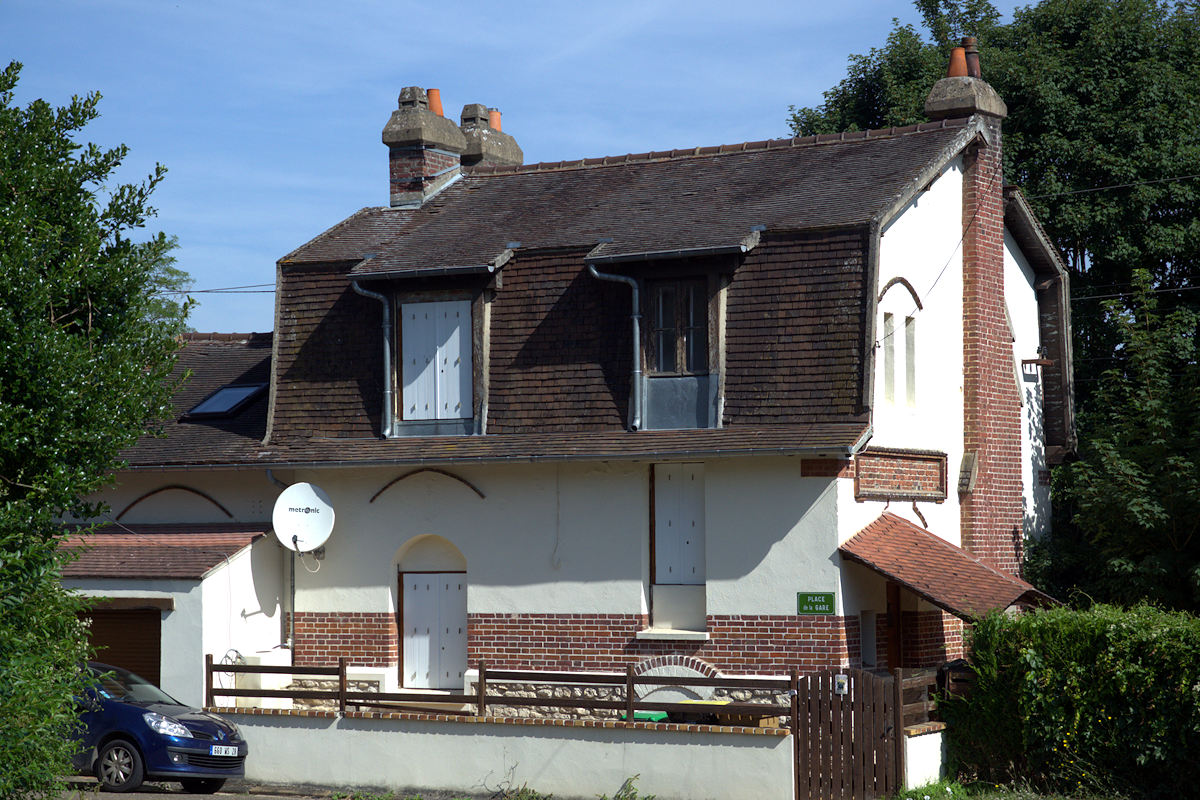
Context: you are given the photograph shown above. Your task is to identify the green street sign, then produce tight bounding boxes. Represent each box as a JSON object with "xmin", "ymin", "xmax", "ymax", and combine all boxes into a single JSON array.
[{"xmin": 797, "ymin": 592, "xmax": 836, "ymax": 615}]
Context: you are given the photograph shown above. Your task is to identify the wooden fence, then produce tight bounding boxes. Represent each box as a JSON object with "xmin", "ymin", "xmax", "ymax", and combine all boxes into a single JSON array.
[{"xmin": 205, "ymin": 657, "xmax": 943, "ymax": 800}]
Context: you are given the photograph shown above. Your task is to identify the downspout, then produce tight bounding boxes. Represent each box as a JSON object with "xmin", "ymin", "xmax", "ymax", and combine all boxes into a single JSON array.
[
  {"xmin": 587, "ymin": 264, "xmax": 642, "ymax": 431},
  {"xmin": 351, "ymin": 281, "xmax": 394, "ymax": 438}
]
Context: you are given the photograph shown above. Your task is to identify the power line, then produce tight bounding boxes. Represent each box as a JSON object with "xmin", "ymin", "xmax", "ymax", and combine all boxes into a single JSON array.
[
  {"xmin": 1071, "ymin": 285, "xmax": 1200, "ymax": 303},
  {"xmin": 1025, "ymin": 173, "xmax": 1200, "ymax": 200}
]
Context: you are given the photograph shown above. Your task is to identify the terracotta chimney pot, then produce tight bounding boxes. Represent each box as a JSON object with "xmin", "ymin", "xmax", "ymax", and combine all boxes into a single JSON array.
[
  {"xmin": 427, "ymin": 88, "xmax": 444, "ymax": 117},
  {"xmin": 947, "ymin": 46, "xmax": 968, "ymax": 78},
  {"xmin": 962, "ymin": 37, "xmax": 981, "ymax": 78},
  {"xmin": 488, "ymin": 108, "xmax": 502, "ymax": 132}
]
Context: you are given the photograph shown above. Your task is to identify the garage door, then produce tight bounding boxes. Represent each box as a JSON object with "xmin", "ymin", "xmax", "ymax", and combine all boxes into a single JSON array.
[{"xmin": 82, "ymin": 609, "xmax": 162, "ymax": 686}]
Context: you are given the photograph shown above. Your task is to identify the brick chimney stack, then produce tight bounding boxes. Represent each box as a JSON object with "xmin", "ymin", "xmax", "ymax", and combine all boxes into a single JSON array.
[
  {"xmin": 926, "ymin": 39, "xmax": 1023, "ymax": 576},
  {"xmin": 382, "ymin": 86, "xmax": 467, "ymax": 208},
  {"xmin": 459, "ymin": 103, "xmax": 523, "ymax": 168}
]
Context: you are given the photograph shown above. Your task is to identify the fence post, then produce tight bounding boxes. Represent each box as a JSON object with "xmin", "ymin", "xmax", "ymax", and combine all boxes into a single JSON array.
[
  {"xmin": 204, "ymin": 654, "xmax": 213, "ymax": 708},
  {"xmin": 893, "ymin": 667, "xmax": 906, "ymax": 792},
  {"xmin": 338, "ymin": 656, "xmax": 347, "ymax": 713},
  {"xmin": 625, "ymin": 664, "xmax": 636, "ymax": 725},
  {"xmin": 790, "ymin": 668, "xmax": 801, "ymax": 800},
  {"xmin": 477, "ymin": 660, "xmax": 487, "ymax": 717}
]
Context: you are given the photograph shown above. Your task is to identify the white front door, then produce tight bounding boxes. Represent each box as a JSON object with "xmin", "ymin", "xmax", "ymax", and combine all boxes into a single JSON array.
[{"xmin": 401, "ymin": 572, "xmax": 467, "ymax": 689}]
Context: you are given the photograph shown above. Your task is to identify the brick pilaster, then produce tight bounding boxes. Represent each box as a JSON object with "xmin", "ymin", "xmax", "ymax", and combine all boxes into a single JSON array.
[{"xmin": 960, "ymin": 117, "xmax": 1024, "ymax": 575}]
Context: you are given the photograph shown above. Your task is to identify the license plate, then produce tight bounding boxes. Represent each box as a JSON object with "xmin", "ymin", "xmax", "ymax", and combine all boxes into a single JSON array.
[{"xmin": 210, "ymin": 745, "xmax": 238, "ymax": 757}]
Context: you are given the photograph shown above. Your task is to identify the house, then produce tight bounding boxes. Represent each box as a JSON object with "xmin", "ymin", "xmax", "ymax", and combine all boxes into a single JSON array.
[{"xmin": 66, "ymin": 41, "xmax": 1071, "ymax": 708}]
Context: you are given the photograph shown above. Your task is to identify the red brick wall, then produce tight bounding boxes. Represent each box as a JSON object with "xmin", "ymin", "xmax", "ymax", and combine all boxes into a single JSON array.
[
  {"xmin": 389, "ymin": 147, "xmax": 460, "ymax": 193},
  {"xmin": 961, "ymin": 117, "xmax": 1024, "ymax": 575},
  {"xmin": 854, "ymin": 449, "xmax": 947, "ymax": 501},
  {"xmin": 292, "ymin": 611, "xmax": 397, "ymax": 668},
  {"xmin": 469, "ymin": 613, "xmax": 857, "ymax": 675},
  {"xmin": 901, "ymin": 610, "xmax": 964, "ymax": 667}
]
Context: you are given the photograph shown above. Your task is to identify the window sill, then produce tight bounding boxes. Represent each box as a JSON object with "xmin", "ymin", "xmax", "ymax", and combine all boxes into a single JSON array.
[{"xmin": 635, "ymin": 628, "xmax": 710, "ymax": 642}]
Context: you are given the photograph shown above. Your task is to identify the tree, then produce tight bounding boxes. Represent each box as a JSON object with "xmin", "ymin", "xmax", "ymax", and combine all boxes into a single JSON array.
[
  {"xmin": 1029, "ymin": 273, "xmax": 1200, "ymax": 608},
  {"xmin": 0, "ymin": 62, "xmax": 186, "ymax": 798},
  {"xmin": 790, "ymin": 0, "xmax": 1200, "ymax": 391}
]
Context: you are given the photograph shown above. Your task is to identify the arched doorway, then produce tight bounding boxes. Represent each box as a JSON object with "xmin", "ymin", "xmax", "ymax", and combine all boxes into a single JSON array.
[{"xmin": 396, "ymin": 535, "xmax": 467, "ymax": 689}]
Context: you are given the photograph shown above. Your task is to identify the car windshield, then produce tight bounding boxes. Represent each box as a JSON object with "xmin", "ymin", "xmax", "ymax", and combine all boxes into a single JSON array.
[{"xmin": 88, "ymin": 663, "xmax": 181, "ymax": 705}]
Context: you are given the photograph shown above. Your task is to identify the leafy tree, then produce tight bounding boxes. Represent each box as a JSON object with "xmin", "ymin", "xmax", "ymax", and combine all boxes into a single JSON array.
[
  {"xmin": 0, "ymin": 62, "xmax": 185, "ymax": 798},
  {"xmin": 1029, "ymin": 272, "xmax": 1199, "ymax": 608},
  {"xmin": 789, "ymin": 0, "xmax": 1200, "ymax": 391}
]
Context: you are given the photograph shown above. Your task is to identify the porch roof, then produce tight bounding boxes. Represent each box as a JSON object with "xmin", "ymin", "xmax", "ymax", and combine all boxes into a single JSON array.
[
  {"xmin": 839, "ymin": 512, "xmax": 1054, "ymax": 620},
  {"xmin": 62, "ymin": 523, "xmax": 268, "ymax": 580}
]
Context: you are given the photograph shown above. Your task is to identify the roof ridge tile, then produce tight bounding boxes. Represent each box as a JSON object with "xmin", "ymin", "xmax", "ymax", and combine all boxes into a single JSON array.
[{"xmin": 464, "ymin": 117, "xmax": 973, "ymax": 178}]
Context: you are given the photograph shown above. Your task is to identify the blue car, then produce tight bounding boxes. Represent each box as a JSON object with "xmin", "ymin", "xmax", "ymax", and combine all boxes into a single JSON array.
[{"xmin": 74, "ymin": 662, "xmax": 248, "ymax": 793}]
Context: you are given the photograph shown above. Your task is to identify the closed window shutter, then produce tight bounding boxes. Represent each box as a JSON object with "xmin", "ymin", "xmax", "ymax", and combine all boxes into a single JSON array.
[
  {"xmin": 435, "ymin": 300, "xmax": 472, "ymax": 420},
  {"xmin": 654, "ymin": 463, "xmax": 705, "ymax": 585},
  {"xmin": 402, "ymin": 304, "xmax": 438, "ymax": 420}
]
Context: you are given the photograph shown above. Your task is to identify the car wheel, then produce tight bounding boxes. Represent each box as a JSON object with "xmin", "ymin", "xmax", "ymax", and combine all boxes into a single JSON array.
[
  {"xmin": 180, "ymin": 778, "xmax": 226, "ymax": 794},
  {"xmin": 96, "ymin": 739, "xmax": 144, "ymax": 792}
]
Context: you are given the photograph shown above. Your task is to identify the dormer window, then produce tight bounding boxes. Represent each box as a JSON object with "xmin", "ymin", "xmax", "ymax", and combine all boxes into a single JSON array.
[
  {"xmin": 183, "ymin": 383, "xmax": 266, "ymax": 419},
  {"xmin": 648, "ymin": 279, "xmax": 709, "ymax": 376}
]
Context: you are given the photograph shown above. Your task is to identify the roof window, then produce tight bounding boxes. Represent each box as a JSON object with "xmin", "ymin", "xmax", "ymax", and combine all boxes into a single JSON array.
[{"xmin": 184, "ymin": 383, "xmax": 266, "ymax": 419}]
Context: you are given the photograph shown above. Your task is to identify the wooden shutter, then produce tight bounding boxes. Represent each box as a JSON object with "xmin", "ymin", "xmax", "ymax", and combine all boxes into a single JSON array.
[
  {"xmin": 402, "ymin": 303, "xmax": 438, "ymax": 420},
  {"xmin": 653, "ymin": 463, "xmax": 706, "ymax": 585}
]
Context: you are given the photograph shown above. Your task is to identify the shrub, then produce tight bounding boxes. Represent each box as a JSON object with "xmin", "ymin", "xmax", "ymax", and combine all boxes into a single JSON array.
[{"xmin": 941, "ymin": 604, "xmax": 1200, "ymax": 798}]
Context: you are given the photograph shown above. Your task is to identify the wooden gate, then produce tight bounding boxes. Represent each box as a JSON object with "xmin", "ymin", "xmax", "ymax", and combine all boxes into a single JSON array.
[{"xmin": 795, "ymin": 669, "xmax": 899, "ymax": 800}]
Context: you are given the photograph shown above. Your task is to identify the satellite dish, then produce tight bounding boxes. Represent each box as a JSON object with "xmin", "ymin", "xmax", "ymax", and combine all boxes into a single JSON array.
[{"xmin": 272, "ymin": 482, "xmax": 335, "ymax": 552}]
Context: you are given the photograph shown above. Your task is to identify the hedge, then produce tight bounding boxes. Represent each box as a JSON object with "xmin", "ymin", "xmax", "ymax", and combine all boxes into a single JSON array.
[{"xmin": 940, "ymin": 604, "xmax": 1200, "ymax": 798}]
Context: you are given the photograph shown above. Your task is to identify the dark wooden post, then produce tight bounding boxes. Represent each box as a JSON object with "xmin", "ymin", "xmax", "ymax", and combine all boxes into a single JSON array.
[
  {"xmin": 338, "ymin": 657, "xmax": 348, "ymax": 713},
  {"xmin": 204, "ymin": 654, "xmax": 214, "ymax": 708},
  {"xmin": 893, "ymin": 667, "xmax": 906, "ymax": 792},
  {"xmin": 790, "ymin": 668, "xmax": 801, "ymax": 800},
  {"xmin": 625, "ymin": 664, "xmax": 636, "ymax": 725},
  {"xmin": 477, "ymin": 661, "xmax": 487, "ymax": 717}
]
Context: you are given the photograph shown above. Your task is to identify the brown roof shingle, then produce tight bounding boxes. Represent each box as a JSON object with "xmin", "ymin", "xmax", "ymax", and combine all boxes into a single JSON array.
[
  {"xmin": 62, "ymin": 524, "xmax": 267, "ymax": 580},
  {"xmin": 840, "ymin": 512, "xmax": 1054, "ymax": 619}
]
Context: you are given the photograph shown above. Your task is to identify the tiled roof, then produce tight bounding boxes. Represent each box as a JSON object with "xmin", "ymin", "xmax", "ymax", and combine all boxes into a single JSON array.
[
  {"xmin": 62, "ymin": 524, "xmax": 267, "ymax": 580},
  {"xmin": 839, "ymin": 512, "xmax": 1054, "ymax": 619},
  {"xmin": 278, "ymin": 119, "xmax": 975, "ymax": 275},
  {"xmin": 124, "ymin": 333, "xmax": 271, "ymax": 466}
]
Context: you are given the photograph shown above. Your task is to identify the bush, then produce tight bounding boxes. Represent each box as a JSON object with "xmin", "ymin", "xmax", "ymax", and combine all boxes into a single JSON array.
[{"xmin": 941, "ymin": 604, "xmax": 1200, "ymax": 798}]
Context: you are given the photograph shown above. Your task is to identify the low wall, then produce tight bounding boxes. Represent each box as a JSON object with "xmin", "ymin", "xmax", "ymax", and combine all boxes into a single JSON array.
[
  {"xmin": 218, "ymin": 708, "xmax": 794, "ymax": 800},
  {"xmin": 903, "ymin": 723, "xmax": 947, "ymax": 789}
]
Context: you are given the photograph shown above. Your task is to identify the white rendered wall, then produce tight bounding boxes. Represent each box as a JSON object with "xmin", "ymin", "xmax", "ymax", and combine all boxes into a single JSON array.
[
  {"xmin": 201, "ymin": 538, "xmax": 288, "ymax": 690},
  {"xmin": 64, "ymin": 577, "xmax": 205, "ymax": 706},
  {"xmin": 1004, "ymin": 230, "xmax": 1051, "ymax": 539},
  {"xmin": 90, "ymin": 469, "xmax": 274, "ymax": 524},
  {"xmin": 230, "ymin": 712, "xmax": 794, "ymax": 800},
  {"xmin": 903, "ymin": 729, "xmax": 947, "ymax": 789},
  {"xmin": 856, "ymin": 157, "xmax": 966, "ymax": 549},
  {"xmin": 268, "ymin": 459, "xmax": 841, "ymax": 621}
]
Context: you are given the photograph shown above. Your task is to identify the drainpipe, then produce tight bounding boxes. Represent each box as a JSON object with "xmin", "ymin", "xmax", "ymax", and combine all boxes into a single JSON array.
[
  {"xmin": 587, "ymin": 264, "xmax": 642, "ymax": 431},
  {"xmin": 351, "ymin": 281, "xmax": 394, "ymax": 438}
]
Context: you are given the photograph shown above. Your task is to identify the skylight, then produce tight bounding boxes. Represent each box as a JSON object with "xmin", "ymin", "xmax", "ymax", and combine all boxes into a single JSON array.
[{"xmin": 185, "ymin": 383, "xmax": 266, "ymax": 419}]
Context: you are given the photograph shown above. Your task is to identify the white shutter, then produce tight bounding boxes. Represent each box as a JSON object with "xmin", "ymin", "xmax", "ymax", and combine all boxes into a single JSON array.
[
  {"xmin": 403, "ymin": 577, "xmax": 437, "ymax": 688},
  {"xmin": 435, "ymin": 300, "xmax": 472, "ymax": 420},
  {"xmin": 654, "ymin": 464, "xmax": 680, "ymax": 583},
  {"xmin": 678, "ymin": 464, "xmax": 706, "ymax": 583},
  {"xmin": 401, "ymin": 304, "xmax": 437, "ymax": 420},
  {"xmin": 439, "ymin": 577, "xmax": 468, "ymax": 687},
  {"xmin": 654, "ymin": 463, "xmax": 705, "ymax": 585}
]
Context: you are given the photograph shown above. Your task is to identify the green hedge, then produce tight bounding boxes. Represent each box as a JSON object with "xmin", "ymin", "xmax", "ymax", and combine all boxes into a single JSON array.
[{"xmin": 940, "ymin": 604, "xmax": 1200, "ymax": 798}]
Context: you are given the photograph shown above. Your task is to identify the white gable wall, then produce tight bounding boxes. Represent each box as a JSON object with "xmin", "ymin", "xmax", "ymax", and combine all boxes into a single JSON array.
[
  {"xmin": 1004, "ymin": 229, "xmax": 1051, "ymax": 539},
  {"xmin": 843, "ymin": 157, "xmax": 965, "ymax": 549}
]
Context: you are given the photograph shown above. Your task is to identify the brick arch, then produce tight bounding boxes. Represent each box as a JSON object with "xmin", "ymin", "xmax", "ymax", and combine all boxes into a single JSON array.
[{"xmin": 632, "ymin": 654, "xmax": 720, "ymax": 678}]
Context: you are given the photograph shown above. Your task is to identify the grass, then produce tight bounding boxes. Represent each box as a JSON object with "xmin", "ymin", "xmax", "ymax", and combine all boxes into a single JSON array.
[{"xmin": 898, "ymin": 779, "xmax": 1126, "ymax": 800}]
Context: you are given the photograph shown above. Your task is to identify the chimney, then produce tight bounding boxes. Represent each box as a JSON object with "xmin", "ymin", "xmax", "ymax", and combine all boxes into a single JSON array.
[
  {"xmin": 924, "ymin": 37, "xmax": 1006, "ymax": 121},
  {"xmin": 929, "ymin": 39, "xmax": 1024, "ymax": 577},
  {"xmin": 459, "ymin": 103, "xmax": 523, "ymax": 168},
  {"xmin": 381, "ymin": 86, "xmax": 467, "ymax": 208}
]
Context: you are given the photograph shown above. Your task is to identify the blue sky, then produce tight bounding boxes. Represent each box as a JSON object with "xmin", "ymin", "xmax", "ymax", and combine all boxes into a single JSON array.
[{"xmin": 8, "ymin": 1, "xmax": 1019, "ymax": 332}]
